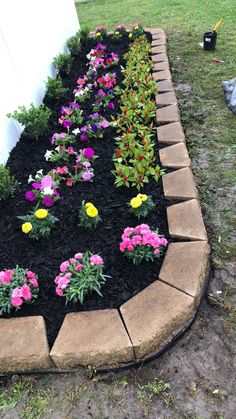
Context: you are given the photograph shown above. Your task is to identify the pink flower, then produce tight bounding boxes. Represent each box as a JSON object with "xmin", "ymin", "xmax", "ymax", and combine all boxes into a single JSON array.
[
  {"xmin": 0, "ymin": 269, "xmax": 14, "ymax": 284},
  {"xmin": 154, "ymin": 249, "xmax": 160, "ymax": 255},
  {"xmin": 26, "ymin": 270, "xmax": 35, "ymax": 278},
  {"xmin": 28, "ymin": 277, "xmax": 38, "ymax": 287},
  {"xmin": 82, "ymin": 171, "xmax": 93, "ymax": 181},
  {"xmin": 75, "ymin": 253, "xmax": 83, "ymax": 259},
  {"xmin": 57, "ymin": 276, "xmax": 70, "ymax": 289},
  {"xmin": 90, "ymin": 254, "xmax": 104, "ymax": 265},
  {"xmin": 60, "ymin": 261, "xmax": 70, "ymax": 273},
  {"xmin": 67, "ymin": 146, "xmax": 75, "ymax": 154},
  {"xmin": 12, "ymin": 296, "xmax": 23, "ymax": 307},
  {"xmin": 21, "ymin": 284, "xmax": 32, "ymax": 301},
  {"xmin": 83, "ymin": 161, "xmax": 91, "ymax": 168},
  {"xmin": 131, "ymin": 235, "xmax": 142, "ymax": 246},
  {"xmin": 127, "ymin": 245, "xmax": 134, "ymax": 252},
  {"xmin": 56, "ymin": 287, "xmax": 63, "ymax": 296},
  {"xmin": 160, "ymin": 238, "xmax": 168, "ymax": 247},
  {"xmin": 99, "ymin": 119, "xmax": 109, "ymax": 129},
  {"xmin": 41, "ymin": 175, "xmax": 55, "ymax": 189},
  {"xmin": 55, "ymin": 166, "xmax": 68, "ymax": 175},
  {"xmin": 69, "ymin": 258, "xmax": 77, "ymax": 264},
  {"xmin": 74, "ymin": 264, "xmax": 84, "ymax": 271}
]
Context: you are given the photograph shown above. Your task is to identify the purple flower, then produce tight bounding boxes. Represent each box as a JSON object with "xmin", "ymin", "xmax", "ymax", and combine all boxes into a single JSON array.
[
  {"xmin": 83, "ymin": 148, "xmax": 94, "ymax": 159},
  {"xmin": 81, "ymin": 125, "xmax": 88, "ymax": 133},
  {"xmin": 54, "ymin": 190, "xmax": 60, "ymax": 198},
  {"xmin": 32, "ymin": 182, "xmax": 42, "ymax": 189},
  {"xmin": 107, "ymin": 102, "xmax": 115, "ymax": 109},
  {"xmin": 82, "ymin": 171, "xmax": 93, "ymax": 181},
  {"xmin": 69, "ymin": 102, "xmax": 80, "ymax": 109},
  {"xmin": 80, "ymin": 133, "xmax": 88, "ymax": 142},
  {"xmin": 91, "ymin": 124, "xmax": 99, "ymax": 132},
  {"xmin": 63, "ymin": 120, "xmax": 72, "ymax": 129},
  {"xmin": 25, "ymin": 191, "xmax": 35, "ymax": 201},
  {"xmin": 43, "ymin": 196, "xmax": 55, "ymax": 207}
]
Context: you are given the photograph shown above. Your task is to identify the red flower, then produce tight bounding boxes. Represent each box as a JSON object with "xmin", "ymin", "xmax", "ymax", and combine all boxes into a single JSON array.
[
  {"xmin": 122, "ymin": 176, "xmax": 128, "ymax": 181},
  {"xmin": 137, "ymin": 177, "xmax": 144, "ymax": 183},
  {"xmin": 116, "ymin": 150, "xmax": 121, "ymax": 157},
  {"xmin": 66, "ymin": 178, "xmax": 74, "ymax": 187},
  {"xmin": 138, "ymin": 155, "xmax": 144, "ymax": 161}
]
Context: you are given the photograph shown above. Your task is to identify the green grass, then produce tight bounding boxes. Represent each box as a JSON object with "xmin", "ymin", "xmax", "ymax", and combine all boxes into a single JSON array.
[{"xmin": 76, "ymin": 0, "xmax": 236, "ymax": 263}]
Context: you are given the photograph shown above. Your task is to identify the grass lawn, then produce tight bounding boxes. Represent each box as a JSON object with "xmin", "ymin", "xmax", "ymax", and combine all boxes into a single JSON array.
[{"xmin": 76, "ymin": 0, "xmax": 236, "ymax": 264}]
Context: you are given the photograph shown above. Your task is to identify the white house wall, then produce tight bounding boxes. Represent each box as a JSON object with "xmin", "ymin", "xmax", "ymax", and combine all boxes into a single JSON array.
[{"xmin": 0, "ymin": 0, "xmax": 79, "ymax": 164}]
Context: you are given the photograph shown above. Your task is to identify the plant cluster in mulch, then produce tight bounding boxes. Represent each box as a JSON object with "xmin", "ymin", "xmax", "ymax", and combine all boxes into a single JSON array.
[{"xmin": 0, "ymin": 25, "xmax": 172, "ymax": 346}]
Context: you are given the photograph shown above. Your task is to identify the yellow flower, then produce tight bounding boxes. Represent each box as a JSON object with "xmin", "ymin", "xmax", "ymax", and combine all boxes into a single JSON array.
[
  {"xmin": 137, "ymin": 193, "xmax": 148, "ymax": 202},
  {"xmin": 22, "ymin": 222, "xmax": 33, "ymax": 234},
  {"xmin": 134, "ymin": 26, "xmax": 139, "ymax": 30},
  {"xmin": 85, "ymin": 202, "xmax": 94, "ymax": 208},
  {"xmin": 115, "ymin": 31, "xmax": 120, "ymax": 35},
  {"xmin": 96, "ymin": 32, "xmax": 101, "ymax": 37},
  {"xmin": 130, "ymin": 197, "xmax": 142, "ymax": 208},
  {"xmin": 86, "ymin": 206, "xmax": 98, "ymax": 218},
  {"xmin": 128, "ymin": 33, "xmax": 133, "ymax": 38},
  {"xmin": 35, "ymin": 209, "xmax": 48, "ymax": 219}
]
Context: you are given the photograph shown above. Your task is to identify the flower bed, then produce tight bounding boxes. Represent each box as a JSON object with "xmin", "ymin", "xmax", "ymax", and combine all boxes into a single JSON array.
[{"xmin": 0, "ymin": 25, "xmax": 171, "ymax": 347}]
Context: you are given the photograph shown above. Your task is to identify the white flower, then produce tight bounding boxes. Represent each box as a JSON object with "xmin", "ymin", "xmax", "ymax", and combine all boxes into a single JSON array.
[
  {"xmin": 55, "ymin": 146, "xmax": 60, "ymax": 151},
  {"xmin": 72, "ymin": 128, "xmax": 80, "ymax": 135},
  {"xmin": 42, "ymin": 187, "xmax": 54, "ymax": 195},
  {"xmin": 216, "ymin": 290, "xmax": 222, "ymax": 295},
  {"xmin": 36, "ymin": 169, "xmax": 43, "ymax": 179},
  {"xmin": 44, "ymin": 150, "xmax": 53, "ymax": 161},
  {"xmin": 28, "ymin": 174, "xmax": 34, "ymax": 183}
]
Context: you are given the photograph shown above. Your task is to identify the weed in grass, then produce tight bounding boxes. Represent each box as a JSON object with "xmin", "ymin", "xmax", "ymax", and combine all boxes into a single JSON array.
[
  {"xmin": 116, "ymin": 378, "xmax": 129, "ymax": 387},
  {"xmin": 20, "ymin": 388, "xmax": 53, "ymax": 419},
  {"xmin": 137, "ymin": 377, "xmax": 174, "ymax": 408},
  {"xmin": 208, "ymin": 284, "xmax": 236, "ymax": 332},
  {"xmin": 0, "ymin": 379, "xmax": 32, "ymax": 412}
]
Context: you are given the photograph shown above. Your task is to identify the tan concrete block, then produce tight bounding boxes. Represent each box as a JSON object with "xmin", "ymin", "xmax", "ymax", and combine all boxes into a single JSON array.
[
  {"xmin": 153, "ymin": 62, "xmax": 170, "ymax": 71},
  {"xmin": 155, "ymin": 92, "xmax": 178, "ymax": 107},
  {"xmin": 159, "ymin": 242, "xmax": 209, "ymax": 303},
  {"xmin": 153, "ymin": 70, "xmax": 172, "ymax": 81},
  {"xmin": 156, "ymin": 104, "xmax": 180, "ymax": 123},
  {"xmin": 152, "ymin": 45, "xmax": 166, "ymax": 54},
  {"xmin": 145, "ymin": 27, "xmax": 165, "ymax": 35},
  {"xmin": 157, "ymin": 122, "xmax": 185, "ymax": 144},
  {"xmin": 167, "ymin": 199, "xmax": 208, "ymax": 241},
  {"xmin": 162, "ymin": 168, "xmax": 198, "ymax": 200},
  {"xmin": 152, "ymin": 38, "xmax": 166, "ymax": 46},
  {"xmin": 0, "ymin": 316, "xmax": 53, "ymax": 372},
  {"xmin": 152, "ymin": 33, "xmax": 167, "ymax": 42},
  {"xmin": 120, "ymin": 281, "xmax": 194, "ymax": 359},
  {"xmin": 50, "ymin": 310, "xmax": 134, "ymax": 369},
  {"xmin": 157, "ymin": 80, "xmax": 174, "ymax": 93},
  {"xmin": 152, "ymin": 53, "xmax": 168, "ymax": 63},
  {"xmin": 159, "ymin": 143, "xmax": 191, "ymax": 168}
]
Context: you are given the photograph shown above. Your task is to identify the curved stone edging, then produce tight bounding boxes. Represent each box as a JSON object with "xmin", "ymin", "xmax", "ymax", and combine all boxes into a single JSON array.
[{"xmin": 0, "ymin": 28, "xmax": 210, "ymax": 373}]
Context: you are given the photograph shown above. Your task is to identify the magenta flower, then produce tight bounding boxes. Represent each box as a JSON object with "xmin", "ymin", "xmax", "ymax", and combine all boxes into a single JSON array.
[
  {"xmin": 32, "ymin": 182, "xmax": 42, "ymax": 189},
  {"xmin": 25, "ymin": 191, "xmax": 35, "ymax": 201},
  {"xmin": 63, "ymin": 120, "xmax": 72, "ymax": 129},
  {"xmin": 21, "ymin": 284, "xmax": 32, "ymax": 301},
  {"xmin": 43, "ymin": 196, "xmax": 55, "ymax": 207},
  {"xmin": 0, "ymin": 269, "xmax": 14, "ymax": 284},
  {"xmin": 107, "ymin": 102, "xmax": 115, "ymax": 109},
  {"xmin": 83, "ymin": 148, "xmax": 94, "ymax": 159},
  {"xmin": 82, "ymin": 171, "xmax": 93, "ymax": 181},
  {"xmin": 80, "ymin": 133, "xmax": 88, "ymax": 142},
  {"xmin": 99, "ymin": 119, "xmax": 109, "ymax": 128},
  {"xmin": 60, "ymin": 261, "xmax": 70, "ymax": 273},
  {"xmin": 56, "ymin": 287, "xmax": 63, "ymax": 296}
]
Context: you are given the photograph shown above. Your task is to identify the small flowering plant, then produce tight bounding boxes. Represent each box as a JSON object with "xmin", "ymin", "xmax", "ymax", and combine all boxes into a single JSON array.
[
  {"xmin": 18, "ymin": 208, "xmax": 59, "ymax": 239},
  {"xmin": 45, "ymin": 146, "xmax": 77, "ymax": 163},
  {"xmin": 58, "ymin": 102, "xmax": 83, "ymax": 130},
  {"xmin": 129, "ymin": 194, "xmax": 155, "ymax": 219},
  {"xmin": 26, "ymin": 170, "xmax": 60, "ymax": 207},
  {"xmin": 128, "ymin": 23, "xmax": 144, "ymax": 40},
  {"xmin": 50, "ymin": 132, "xmax": 76, "ymax": 146},
  {"xmin": 80, "ymin": 113, "xmax": 110, "ymax": 140},
  {"xmin": 0, "ymin": 266, "xmax": 39, "ymax": 314},
  {"xmin": 97, "ymin": 73, "xmax": 117, "ymax": 90},
  {"xmin": 120, "ymin": 224, "xmax": 168, "ymax": 265},
  {"xmin": 92, "ymin": 88, "xmax": 115, "ymax": 113},
  {"xmin": 95, "ymin": 26, "xmax": 108, "ymax": 41},
  {"xmin": 114, "ymin": 24, "xmax": 127, "ymax": 35},
  {"xmin": 55, "ymin": 251, "xmax": 109, "ymax": 304},
  {"xmin": 79, "ymin": 201, "xmax": 101, "ymax": 229}
]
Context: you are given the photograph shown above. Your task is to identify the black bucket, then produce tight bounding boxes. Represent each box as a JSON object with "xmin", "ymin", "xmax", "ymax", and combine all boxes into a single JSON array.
[{"xmin": 203, "ymin": 31, "xmax": 217, "ymax": 51}]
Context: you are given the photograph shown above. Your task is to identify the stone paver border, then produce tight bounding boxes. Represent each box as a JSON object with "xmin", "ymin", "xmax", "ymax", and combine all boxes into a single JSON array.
[{"xmin": 0, "ymin": 28, "xmax": 210, "ymax": 373}]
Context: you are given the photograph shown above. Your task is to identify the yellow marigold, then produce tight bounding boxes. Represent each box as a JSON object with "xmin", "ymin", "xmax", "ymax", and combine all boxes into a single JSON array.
[
  {"xmin": 134, "ymin": 25, "xmax": 139, "ymax": 30},
  {"xmin": 128, "ymin": 33, "xmax": 133, "ymax": 38},
  {"xmin": 137, "ymin": 193, "xmax": 148, "ymax": 202},
  {"xmin": 96, "ymin": 32, "xmax": 101, "ymax": 37},
  {"xmin": 130, "ymin": 197, "xmax": 142, "ymax": 209},
  {"xmin": 22, "ymin": 222, "xmax": 33, "ymax": 234},
  {"xmin": 115, "ymin": 31, "xmax": 120, "ymax": 35},
  {"xmin": 85, "ymin": 202, "xmax": 94, "ymax": 208},
  {"xmin": 86, "ymin": 206, "xmax": 98, "ymax": 218},
  {"xmin": 35, "ymin": 209, "xmax": 48, "ymax": 219}
]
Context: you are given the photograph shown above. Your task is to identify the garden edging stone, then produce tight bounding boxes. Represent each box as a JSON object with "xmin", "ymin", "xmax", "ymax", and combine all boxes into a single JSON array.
[{"xmin": 0, "ymin": 28, "xmax": 210, "ymax": 373}]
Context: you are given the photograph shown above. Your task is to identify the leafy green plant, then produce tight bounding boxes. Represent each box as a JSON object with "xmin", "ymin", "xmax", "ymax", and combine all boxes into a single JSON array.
[
  {"xmin": 80, "ymin": 26, "xmax": 90, "ymax": 46},
  {"xmin": 66, "ymin": 30, "xmax": 81, "ymax": 54},
  {"xmin": 18, "ymin": 208, "xmax": 58, "ymax": 240},
  {"xmin": 7, "ymin": 104, "xmax": 51, "ymax": 140},
  {"xmin": 0, "ymin": 165, "xmax": 18, "ymax": 201},
  {"xmin": 45, "ymin": 76, "xmax": 69, "ymax": 100},
  {"xmin": 53, "ymin": 53, "xmax": 72, "ymax": 75}
]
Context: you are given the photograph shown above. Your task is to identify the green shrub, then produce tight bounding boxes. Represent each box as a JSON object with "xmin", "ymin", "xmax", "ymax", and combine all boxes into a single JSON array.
[
  {"xmin": 52, "ymin": 53, "xmax": 72, "ymax": 75},
  {"xmin": 0, "ymin": 165, "xmax": 18, "ymax": 201},
  {"xmin": 7, "ymin": 104, "xmax": 51, "ymax": 140},
  {"xmin": 66, "ymin": 30, "xmax": 81, "ymax": 54},
  {"xmin": 80, "ymin": 27, "xmax": 90, "ymax": 46},
  {"xmin": 45, "ymin": 76, "xmax": 69, "ymax": 100}
]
